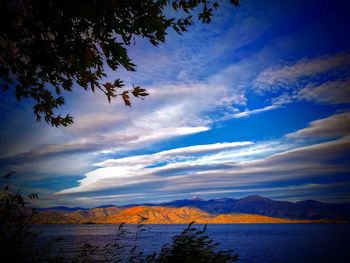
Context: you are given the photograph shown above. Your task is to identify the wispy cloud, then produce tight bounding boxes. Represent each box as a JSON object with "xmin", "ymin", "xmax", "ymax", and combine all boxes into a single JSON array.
[
  {"xmin": 97, "ymin": 141, "xmax": 253, "ymax": 167},
  {"xmin": 56, "ymin": 128, "xmax": 350, "ymax": 205},
  {"xmin": 298, "ymin": 79, "xmax": 350, "ymax": 104},
  {"xmin": 286, "ymin": 112, "xmax": 350, "ymax": 139},
  {"xmin": 227, "ymin": 105, "xmax": 281, "ymax": 119},
  {"xmin": 254, "ymin": 52, "xmax": 350, "ymax": 91},
  {"xmin": 51, "ymin": 182, "xmax": 350, "ymax": 207}
]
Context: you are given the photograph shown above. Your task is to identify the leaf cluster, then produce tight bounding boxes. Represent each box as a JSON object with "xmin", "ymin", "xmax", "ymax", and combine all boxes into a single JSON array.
[{"xmin": 0, "ymin": 0, "xmax": 239, "ymax": 126}]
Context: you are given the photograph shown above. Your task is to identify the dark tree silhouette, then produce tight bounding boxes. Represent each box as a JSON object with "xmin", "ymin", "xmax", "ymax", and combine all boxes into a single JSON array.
[{"xmin": 0, "ymin": 0, "xmax": 239, "ymax": 127}]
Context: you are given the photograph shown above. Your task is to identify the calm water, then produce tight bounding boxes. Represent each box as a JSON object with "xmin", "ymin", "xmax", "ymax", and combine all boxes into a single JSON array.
[{"xmin": 32, "ymin": 224, "xmax": 350, "ymax": 263}]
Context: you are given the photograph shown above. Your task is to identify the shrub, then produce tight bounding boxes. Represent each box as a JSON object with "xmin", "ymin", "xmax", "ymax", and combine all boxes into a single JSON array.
[{"xmin": 0, "ymin": 172, "xmax": 64, "ymax": 262}]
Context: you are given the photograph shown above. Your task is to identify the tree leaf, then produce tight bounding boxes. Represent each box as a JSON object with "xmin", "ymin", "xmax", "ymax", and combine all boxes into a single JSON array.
[
  {"xmin": 122, "ymin": 91, "xmax": 131, "ymax": 107},
  {"xmin": 131, "ymin": 86, "xmax": 149, "ymax": 98}
]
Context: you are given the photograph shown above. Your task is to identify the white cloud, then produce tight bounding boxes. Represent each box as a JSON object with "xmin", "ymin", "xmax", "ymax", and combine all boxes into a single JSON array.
[
  {"xmin": 99, "ymin": 141, "xmax": 252, "ymax": 164},
  {"xmin": 254, "ymin": 52, "xmax": 350, "ymax": 91},
  {"xmin": 286, "ymin": 112, "xmax": 350, "ymax": 139},
  {"xmin": 298, "ymin": 79, "xmax": 350, "ymax": 104},
  {"xmin": 58, "ymin": 141, "xmax": 253, "ymax": 194},
  {"xmin": 10, "ymin": 153, "xmax": 96, "ymax": 176},
  {"xmin": 264, "ymin": 136, "xmax": 350, "ymax": 164},
  {"xmin": 227, "ymin": 104, "xmax": 281, "ymax": 119},
  {"xmin": 66, "ymin": 114, "xmax": 128, "ymax": 135},
  {"xmin": 57, "ymin": 133, "xmax": 350, "ymax": 198}
]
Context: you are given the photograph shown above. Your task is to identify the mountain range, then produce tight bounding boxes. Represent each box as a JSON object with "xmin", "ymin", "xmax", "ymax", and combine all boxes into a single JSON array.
[{"xmin": 34, "ymin": 195, "xmax": 350, "ymax": 224}]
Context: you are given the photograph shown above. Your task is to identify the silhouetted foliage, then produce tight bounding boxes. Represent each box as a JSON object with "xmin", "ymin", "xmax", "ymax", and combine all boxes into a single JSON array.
[
  {"xmin": 0, "ymin": 0, "xmax": 239, "ymax": 126},
  {"xmin": 0, "ymin": 172, "xmax": 35, "ymax": 261},
  {"xmin": 156, "ymin": 222, "xmax": 238, "ymax": 263},
  {"xmin": 0, "ymin": 172, "xmax": 63, "ymax": 262}
]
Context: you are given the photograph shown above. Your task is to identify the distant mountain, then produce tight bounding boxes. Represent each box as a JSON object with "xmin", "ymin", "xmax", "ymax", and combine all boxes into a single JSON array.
[
  {"xmin": 33, "ymin": 205, "xmax": 323, "ymax": 224},
  {"xmin": 35, "ymin": 195, "xmax": 350, "ymax": 223},
  {"xmin": 37, "ymin": 206, "xmax": 88, "ymax": 212},
  {"xmin": 160, "ymin": 197, "xmax": 238, "ymax": 214},
  {"xmin": 94, "ymin": 204, "xmax": 117, "ymax": 209},
  {"xmin": 98, "ymin": 206, "xmax": 320, "ymax": 224},
  {"xmin": 34, "ymin": 206, "xmax": 122, "ymax": 224},
  {"xmin": 160, "ymin": 195, "xmax": 350, "ymax": 220}
]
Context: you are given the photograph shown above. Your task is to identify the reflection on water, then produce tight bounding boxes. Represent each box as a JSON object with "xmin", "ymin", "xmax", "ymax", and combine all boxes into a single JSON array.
[{"xmin": 32, "ymin": 224, "xmax": 350, "ymax": 263}]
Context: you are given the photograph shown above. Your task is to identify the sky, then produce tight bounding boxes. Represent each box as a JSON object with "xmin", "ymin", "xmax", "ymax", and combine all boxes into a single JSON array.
[{"xmin": 1, "ymin": 0, "xmax": 350, "ymax": 208}]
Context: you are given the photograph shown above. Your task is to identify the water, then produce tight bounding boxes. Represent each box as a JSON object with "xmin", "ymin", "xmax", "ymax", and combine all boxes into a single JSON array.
[{"xmin": 32, "ymin": 224, "xmax": 350, "ymax": 262}]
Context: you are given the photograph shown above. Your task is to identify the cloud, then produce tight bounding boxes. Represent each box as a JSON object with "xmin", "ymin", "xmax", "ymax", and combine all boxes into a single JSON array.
[
  {"xmin": 66, "ymin": 114, "xmax": 128, "ymax": 135},
  {"xmin": 1, "ymin": 50, "xmax": 258, "ymax": 168},
  {"xmin": 56, "ymin": 133, "xmax": 350, "ymax": 204},
  {"xmin": 286, "ymin": 112, "xmax": 350, "ymax": 139},
  {"xmin": 157, "ymin": 136, "xmax": 350, "ymax": 192},
  {"xmin": 97, "ymin": 141, "xmax": 253, "ymax": 167},
  {"xmin": 298, "ymin": 79, "xmax": 350, "ymax": 104},
  {"xmin": 55, "ymin": 182, "xmax": 349, "ymax": 207},
  {"xmin": 263, "ymin": 136, "xmax": 350, "ymax": 164},
  {"xmin": 227, "ymin": 104, "xmax": 281, "ymax": 119},
  {"xmin": 122, "ymin": 0, "xmax": 273, "ymax": 86},
  {"xmin": 251, "ymin": 53, "xmax": 350, "ymax": 112},
  {"xmin": 4, "ymin": 10, "xmax": 329, "ymax": 167},
  {"xmin": 1, "ymin": 4, "xmax": 270, "ymax": 168},
  {"xmin": 254, "ymin": 52, "xmax": 350, "ymax": 91},
  {"xmin": 58, "ymin": 141, "xmax": 254, "ymax": 194},
  {"xmin": 1, "ymin": 79, "xmax": 232, "ymax": 164}
]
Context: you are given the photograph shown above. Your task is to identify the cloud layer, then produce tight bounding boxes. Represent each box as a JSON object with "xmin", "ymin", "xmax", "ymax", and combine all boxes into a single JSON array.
[
  {"xmin": 55, "ymin": 112, "xmax": 350, "ymax": 206},
  {"xmin": 287, "ymin": 112, "xmax": 350, "ymax": 139},
  {"xmin": 254, "ymin": 53, "xmax": 350, "ymax": 90}
]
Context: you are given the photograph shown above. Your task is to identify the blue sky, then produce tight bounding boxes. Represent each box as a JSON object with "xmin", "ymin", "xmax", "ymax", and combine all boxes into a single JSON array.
[{"xmin": 1, "ymin": 0, "xmax": 350, "ymax": 207}]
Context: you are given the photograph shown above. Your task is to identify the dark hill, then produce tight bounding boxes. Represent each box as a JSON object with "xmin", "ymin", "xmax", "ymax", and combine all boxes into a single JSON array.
[
  {"xmin": 37, "ymin": 206, "xmax": 88, "ymax": 212},
  {"xmin": 160, "ymin": 195, "xmax": 350, "ymax": 220},
  {"xmin": 37, "ymin": 196, "xmax": 350, "ymax": 220}
]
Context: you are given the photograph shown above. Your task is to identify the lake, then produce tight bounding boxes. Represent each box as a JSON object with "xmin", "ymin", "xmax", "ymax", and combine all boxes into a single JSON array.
[{"xmin": 33, "ymin": 224, "xmax": 350, "ymax": 262}]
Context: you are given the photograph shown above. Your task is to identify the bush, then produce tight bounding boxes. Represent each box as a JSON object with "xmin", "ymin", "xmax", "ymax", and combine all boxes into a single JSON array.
[
  {"xmin": 0, "ymin": 172, "xmax": 38, "ymax": 262},
  {"xmin": 0, "ymin": 172, "xmax": 64, "ymax": 262}
]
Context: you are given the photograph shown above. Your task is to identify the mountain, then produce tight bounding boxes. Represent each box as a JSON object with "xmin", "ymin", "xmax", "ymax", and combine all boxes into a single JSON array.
[
  {"xmin": 100, "ymin": 206, "xmax": 211, "ymax": 224},
  {"xmin": 99, "ymin": 206, "xmax": 322, "ymax": 224},
  {"xmin": 94, "ymin": 204, "xmax": 117, "ymax": 209},
  {"xmin": 34, "ymin": 206, "xmax": 122, "ymax": 224},
  {"xmin": 34, "ymin": 195, "xmax": 350, "ymax": 223},
  {"xmin": 37, "ymin": 206, "xmax": 88, "ymax": 212},
  {"xmin": 161, "ymin": 197, "xmax": 238, "ymax": 214},
  {"xmin": 159, "ymin": 195, "xmax": 350, "ymax": 220},
  {"xmin": 33, "ymin": 205, "xmax": 322, "ymax": 224}
]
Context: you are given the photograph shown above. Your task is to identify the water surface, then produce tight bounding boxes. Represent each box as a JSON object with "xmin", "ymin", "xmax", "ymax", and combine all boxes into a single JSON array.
[{"xmin": 33, "ymin": 224, "xmax": 350, "ymax": 262}]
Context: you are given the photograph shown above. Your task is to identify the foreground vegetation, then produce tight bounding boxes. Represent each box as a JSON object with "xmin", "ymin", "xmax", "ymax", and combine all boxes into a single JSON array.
[{"xmin": 0, "ymin": 174, "xmax": 238, "ymax": 262}]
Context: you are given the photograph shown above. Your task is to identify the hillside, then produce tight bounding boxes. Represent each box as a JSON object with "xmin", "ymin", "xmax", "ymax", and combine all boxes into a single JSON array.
[
  {"xmin": 33, "ymin": 207, "xmax": 122, "ymax": 224},
  {"xmin": 160, "ymin": 195, "xmax": 350, "ymax": 220},
  {"xmin": 34, "ymin": 195, "xmax": 350, "ymax": 224},
  {"xmin": 33, "ymin": 205, "xmax": 331, "ymax": 224}
]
